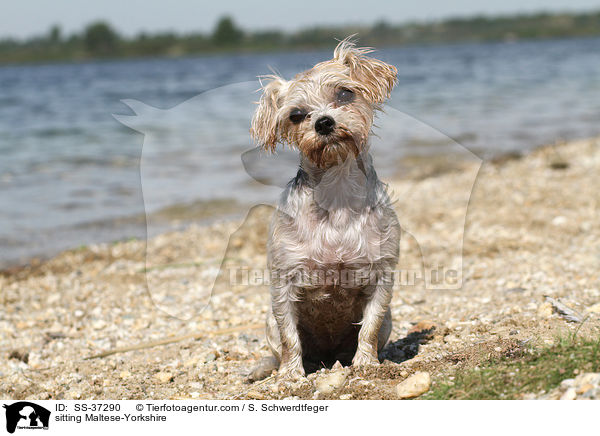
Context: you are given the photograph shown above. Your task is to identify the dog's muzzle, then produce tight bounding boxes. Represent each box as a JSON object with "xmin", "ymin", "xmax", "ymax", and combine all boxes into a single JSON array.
[{"xmin": 315, "ymin": 116, "xmax": 335, "ymax": 136}]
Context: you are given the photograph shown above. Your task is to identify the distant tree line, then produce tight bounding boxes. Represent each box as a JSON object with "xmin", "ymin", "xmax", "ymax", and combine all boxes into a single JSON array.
[{"xmin": 1, "ymin": 11, "xmax": 600, "ymax": 64}]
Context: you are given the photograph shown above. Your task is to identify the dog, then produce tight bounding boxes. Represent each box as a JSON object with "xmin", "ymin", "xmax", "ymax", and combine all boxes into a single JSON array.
[{"xmin": 249, "ymin": 38, "xmax": 400, "ymax": 380}]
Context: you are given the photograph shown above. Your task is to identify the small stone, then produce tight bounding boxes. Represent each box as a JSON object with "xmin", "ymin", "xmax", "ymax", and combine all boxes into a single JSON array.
[
  {"xmin": 153, "ymin": 372, "xmax": 173, "ymax": 383},
  {"xmin": 586, "ymin": 303, "xmax": 600, "ymax": 314},
  {"xmin": 119, "ymin": 371, "xmax": 131, "ymax": 379},
  {"xmin": 47, "ymin": 293, "xmax": 61, "ymax": 305},
  {"xmin": 92, "ymin": 320, "xmax": 106, "ymax": 330},
  {"xmin": 537, "ymin": 302, "xmax": 553, "ymax": 318},
  {"xmin": 444, "ymin": 335, "xmax": 461, "ymax": 344},
  {"xmin": 579, "ymin": 373, "xmax": 600, "ymax": 385},
  {"xmin": 314, "ymin": 368, "xmax": 349, "ymax": 395},
  {"xmin": 576, "ymin": 384, "xmax": 593, "ymax": 395},
  {"xmin": 560, "ymin": 388, "xmax": 576, "ymax": 400},
  {"xmin": 184, "ymin": 357, "xmax": 199, "ymax": 367},
  {"xmin": 246, "ymin": 390, "xmax": 266, "ymax": 400},
  {"xmin": 66, "ymin": 389, "xmax": 82, "ymax": 400},
  {"xmin": 331, "ymin": 360, "xmax": 343, "ymax": 371},
  {"xmin": 396, "ymin": 372, "xmax": 431, "ymax": 399},
  {"xmin": 270, "ymin": 382, "xmax": 282, "ymax": 394},
  {"xmin": 203, "ymin": 352, "xmax": 217, "ymax": 363},
  {"xmin": 552, "ymin": 216, "xmax": 568, "ymax": 226},
  {"xmin": 190, "ymin": 392, "xmax": 201, "ymax": 399},
  {"xmin": 560, "ymin": 378, "xmax": 575, "ymax": 389},
  {"xmin": 339, "ymin": 393, "xmax": 352, "ymax": 400}
]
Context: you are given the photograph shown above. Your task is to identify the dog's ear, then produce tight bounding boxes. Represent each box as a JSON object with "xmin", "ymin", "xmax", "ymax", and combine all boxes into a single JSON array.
[
  {"xmin": 334, "ymin": 38, "xmax": 397, "ymax": 105},
  {"xmin": 251, "ymin": 76, "xmax": 287, "ymax": 151}
]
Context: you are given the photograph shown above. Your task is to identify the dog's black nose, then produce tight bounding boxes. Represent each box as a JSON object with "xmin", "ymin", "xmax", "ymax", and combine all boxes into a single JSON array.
[{"xmin": 314, "ymin": 116, "xmax": 335, "ymax": 135}]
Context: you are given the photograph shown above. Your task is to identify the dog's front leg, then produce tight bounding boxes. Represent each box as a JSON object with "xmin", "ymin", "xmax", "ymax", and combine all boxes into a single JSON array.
[
  {"xmin": 352, "ymin": 280, "xmax": 393, "ymax": 367},
  {"xmin": 271, "ymin": 282, "xmax": 305, "ymax": 379}
]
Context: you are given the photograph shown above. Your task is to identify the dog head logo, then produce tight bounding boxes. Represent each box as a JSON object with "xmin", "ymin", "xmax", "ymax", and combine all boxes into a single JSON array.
[{"xmin": 3, "ymin": 402, "xmax": 50, "ymax": 434}]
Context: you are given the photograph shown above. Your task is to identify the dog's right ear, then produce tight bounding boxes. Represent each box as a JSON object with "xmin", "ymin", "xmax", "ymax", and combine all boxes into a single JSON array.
[
  {"xmin": 251, "ymin": 76, "xmax": 287, "ymax": 151},
  {"xmin": 333, "ymin": 37, "xmax": 397, "ymax": 106}
]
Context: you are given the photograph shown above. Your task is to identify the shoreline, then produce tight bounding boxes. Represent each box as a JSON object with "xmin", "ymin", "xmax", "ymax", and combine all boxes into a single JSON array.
[
  {"xmin": 0, "ymin": 197, "xmax": 249, "ymax": 274},
  {"xmin": 0, "ymin": 135, "xmax": 586, "ymax": 276},
  {"xmin": 4, "ymin": 34, "xmax": 599, "ymax": 68},
  {"xmin": 2, "ymin": 12, "xmax": 600, "ymax": 66}
]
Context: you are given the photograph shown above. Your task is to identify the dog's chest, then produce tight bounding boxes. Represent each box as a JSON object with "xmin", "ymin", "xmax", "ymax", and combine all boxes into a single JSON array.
[{"xmin": 273, "ymin": 201, "xmax": 383, "ymax": 292}]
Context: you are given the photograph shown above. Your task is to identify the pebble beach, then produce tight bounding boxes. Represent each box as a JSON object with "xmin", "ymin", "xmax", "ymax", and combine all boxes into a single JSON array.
[{"xmin": 1, "ymin": 137, "xmax": 599, "ymax": 400}]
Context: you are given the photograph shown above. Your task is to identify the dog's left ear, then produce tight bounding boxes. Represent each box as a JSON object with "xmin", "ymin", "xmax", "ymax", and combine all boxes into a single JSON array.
[
  {"xmin": 251, "ymin": 76, "xmax": 287, "ymax": 151},
  {"xmin": 334, "ymin": 39, "xmax": 397, "ymax": 105}
]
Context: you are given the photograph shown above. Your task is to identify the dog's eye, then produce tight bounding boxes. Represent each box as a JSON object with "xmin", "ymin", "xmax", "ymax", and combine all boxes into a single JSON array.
[
  {"xmin": 336, "ymin": 88, "xmax": 355, "ymax": 104},
  {"xmin": 289, "ymin": 108, "xmax": 307, "ymax": 124}
]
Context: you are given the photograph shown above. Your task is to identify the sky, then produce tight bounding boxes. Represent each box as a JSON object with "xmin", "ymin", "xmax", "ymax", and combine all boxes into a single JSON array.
[{"xmin": 3, "ymin": 0, "xmax": 600, "ymax": 39}]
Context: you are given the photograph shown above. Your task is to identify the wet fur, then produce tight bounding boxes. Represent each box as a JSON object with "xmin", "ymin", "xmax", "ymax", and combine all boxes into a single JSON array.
[{"xmin": 249, "ymin": 38, "xmax": 399, "ymax": 379}]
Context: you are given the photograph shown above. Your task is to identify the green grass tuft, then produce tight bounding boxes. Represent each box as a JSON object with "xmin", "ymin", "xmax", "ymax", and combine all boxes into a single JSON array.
[{"xmin": 425, "ymin": 334, "xmax": 600, "ymax": 399}]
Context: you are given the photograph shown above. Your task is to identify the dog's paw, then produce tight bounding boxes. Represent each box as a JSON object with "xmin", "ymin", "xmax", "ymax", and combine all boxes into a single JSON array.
[
  {"xmin": 277, "ymin": 365, "xmax": 306, "ymax": 381},
  {"xmin": 245, "ymin": 356, "xmax": 279, "ymax": 383},
  {"xmin": 351, "ymin": 352, "xmax": 379, "ymax": 368}
]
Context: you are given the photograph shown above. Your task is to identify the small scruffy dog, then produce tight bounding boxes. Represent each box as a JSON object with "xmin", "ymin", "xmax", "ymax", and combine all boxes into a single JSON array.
[{"xmin": 250, "ymin": 38, "xmax": 400, "ymax": 379}]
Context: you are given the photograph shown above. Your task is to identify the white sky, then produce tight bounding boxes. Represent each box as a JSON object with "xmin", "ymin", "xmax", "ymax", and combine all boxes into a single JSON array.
[{"xmin": 2, "ymin": 0, "xmax": 600, "ymax": 39}]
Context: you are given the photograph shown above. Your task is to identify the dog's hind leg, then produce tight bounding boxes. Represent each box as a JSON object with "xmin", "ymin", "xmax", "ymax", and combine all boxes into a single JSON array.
[{"xmin": 246, "ymin": 355, "xmax": 279, "ymax": 383}]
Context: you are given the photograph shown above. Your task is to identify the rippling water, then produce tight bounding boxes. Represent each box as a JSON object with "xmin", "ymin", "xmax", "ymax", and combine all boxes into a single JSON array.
[{"xmin": 1, "ymin": 37, "xmax": 599, "ymax": 266}]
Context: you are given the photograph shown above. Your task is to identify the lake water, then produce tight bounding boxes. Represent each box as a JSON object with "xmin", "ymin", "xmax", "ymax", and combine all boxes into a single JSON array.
[{"xmin": 1, "ymin": 37, "xmax": 599, "ymax": 267}]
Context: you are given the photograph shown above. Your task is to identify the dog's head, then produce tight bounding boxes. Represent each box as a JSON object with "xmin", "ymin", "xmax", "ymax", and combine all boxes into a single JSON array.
[{"xmin": 251, "ymin": 38, "xmax": 397, "ymax": 168}]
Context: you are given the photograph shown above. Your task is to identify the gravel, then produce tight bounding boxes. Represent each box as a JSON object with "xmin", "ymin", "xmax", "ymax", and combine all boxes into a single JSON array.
[
  {"xmin": 534, "ymin": 373, "xmax": 600, "ymax": 400},
  {"xmin": 1, "ymin": 137, "xmax": 599, "ymax": 400}
]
